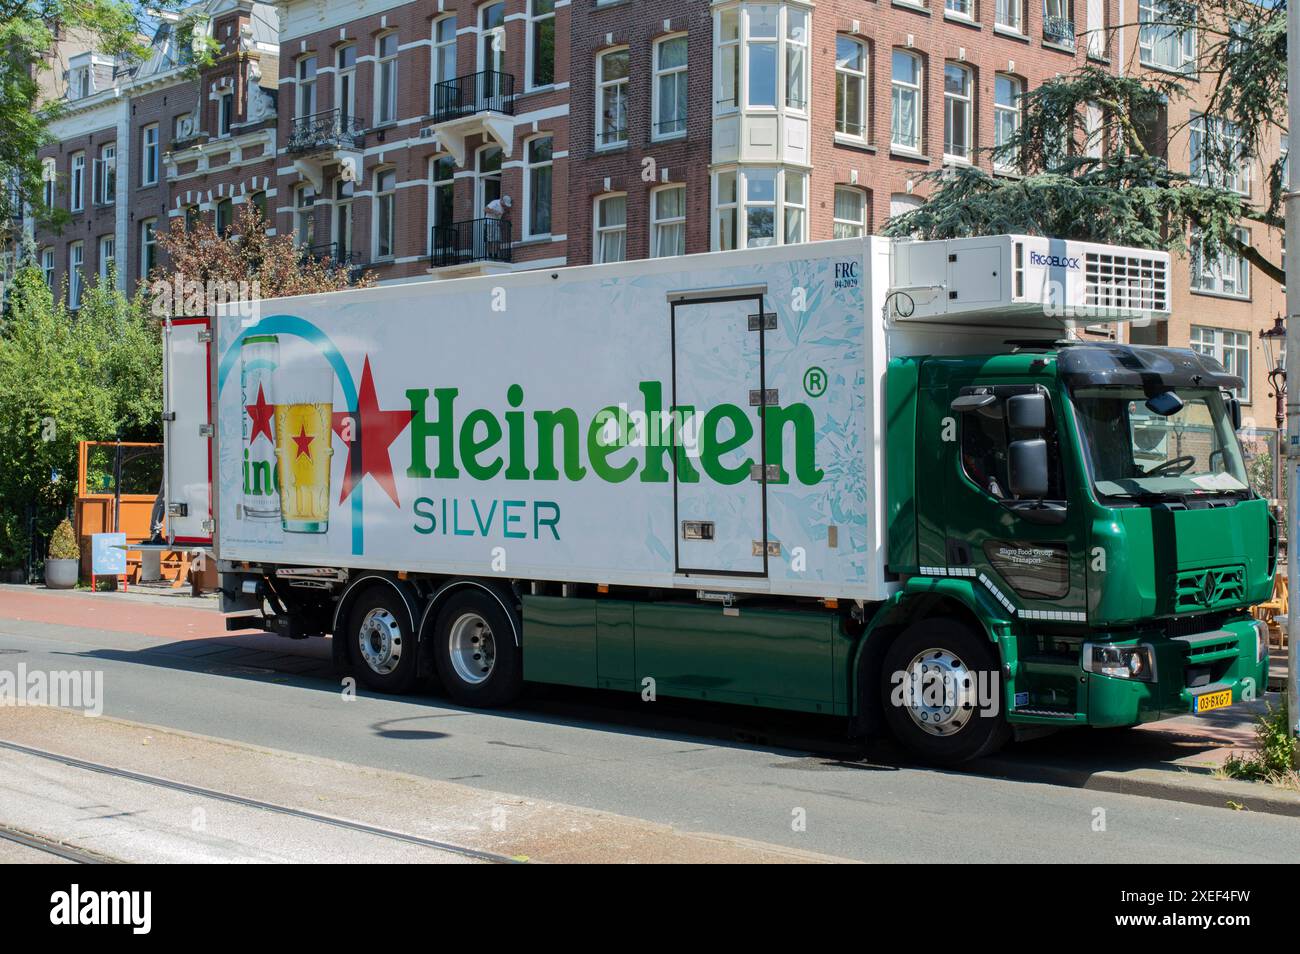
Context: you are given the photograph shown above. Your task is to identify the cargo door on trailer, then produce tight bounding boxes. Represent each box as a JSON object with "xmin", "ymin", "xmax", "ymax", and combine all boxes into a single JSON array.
[
  {"xmin": 671, "ymin": 293, "xmax": 768, "ymax": 577},
  {"xmin": 163, "ymin": 318, "xmax": 213, "ymax": 546}
]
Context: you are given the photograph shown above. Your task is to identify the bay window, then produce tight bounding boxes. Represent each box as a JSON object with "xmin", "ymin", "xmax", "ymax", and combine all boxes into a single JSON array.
[{"xmin": 712, "ymin": 166, "xmax": 808, "ymax": 251}]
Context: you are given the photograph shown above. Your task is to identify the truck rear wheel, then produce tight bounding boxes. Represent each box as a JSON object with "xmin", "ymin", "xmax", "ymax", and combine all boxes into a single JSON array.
[
  {"xmin": 879, "ymin": 619, "xmax": 1010, "ymax": 765},
  {"xmin": 431, "ymin": 590, "xmax": 522, "ymax": 708},
  {"xmin": 348, "ymin": 587, "xmax": 419, "ymax": 694}
]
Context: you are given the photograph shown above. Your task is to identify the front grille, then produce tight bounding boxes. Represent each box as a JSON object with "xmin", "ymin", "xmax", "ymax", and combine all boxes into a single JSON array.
[
  {"xmin": 1161, "ymin": 612, "xmax": 1231, "ymax": 638},
  {"xmin": 1172, "ymin": 565, "xmax": 1246, "ymax": 612},
  {"xmin": 1085, "ymin": 251, "xmax": 1169, "ymax": 314}
]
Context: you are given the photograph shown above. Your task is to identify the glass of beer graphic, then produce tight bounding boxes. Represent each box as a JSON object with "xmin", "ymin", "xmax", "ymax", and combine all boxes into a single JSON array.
[
  {"xmin": 240, "ymin": 334, "xmax": 281, "ymax": 520},
  {"xmin": 274, "ymin": 359, "xmax": 334, "ymax": 534}
]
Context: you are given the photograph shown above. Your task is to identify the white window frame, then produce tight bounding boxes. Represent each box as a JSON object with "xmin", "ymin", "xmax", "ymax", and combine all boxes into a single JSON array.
[
  {"xmin": 717, "ymin": 8, "xmax": 740, "ymax": 114},
  {"xmin": 96, "ymin": 143, "xmax": 116, "ymax": 205},
  {"xmin": 710, "ymin": 166, "xmax": 807, "ymax": 251},
  {"xmin": 945, "ymin": 0, "xmax": 974, "ymax": 20},
  {"xmin": 594, "ymin": 193, "xmax": 628, "ymax": 264},
  {"xmin": 430, "ymin": 16, "xmax": 457, "ymax": 113},
  {"xmin": 650, "ymin": 183, "xmax": 686, "ymax": 258},
  {"xmin": 375, "ymin": 33, "xmax": 398, "ymax": 126},
  {"xmin": 1190, "ymin": 228, "xmax": 1251, "ymax": 301},
  {"xmin": 474, "ymin": 145, "xmax": 503, "ymax": 216},
  {"xmin": 98, "ymin": 235, "xmax": 115, "ymax": 280},
  {"xmin": 653, "ymin": 33, "xmax": 689, "ymax": 141},
  {"xmin": 596, "ymin": 47, "xmax": 629, "ymax": 150},
  {"xmin": 333, "ymin": 179, "xmax": 354, "ymax": 260},
  {"xmin": 141, "ymin": 124, "xmax": 159, "ymax": 187},
  {"xmin": 1190, "ymin": 113, "xmax": 1250, "ymax": 196},
  {"xmin": 296, "ymin": 55, "xmax": 317, "ymax": 118},
  {"xmin": 1189, "ymin": 325, "xmax": 1250, "ymax": 400},
  {"xmin": 479, "ymin": 2, "xmax": 506, "ymax": 74},
  {"xmin": 427, "ymin": 154, "xmax": 456, "ymax": 253},
  {"xmin": 995, "ymin": 0, "xmax": 1024, "ymax": 33},
  {"xmin": 218, "ymin": 90, "xmax": 235, "ymax": 136},
  {"xmin": 41, "ymin": 248, "xmax": 54, "ymax": 288},
  {"xmin": 891, "ymin": 50, "xmax": 923, "ymax": 154},
  {"xmin": 1139, "ymin": 0, "xmax": 1196, "ymax": 73},
  {"xmin": 527, "ymin": 0, "xmax": 556, "ymax": 91},
  {"xmin": 336, "ymin": 45, "xmax": 356, "ymax": 126},
  {"xmin": 833, "ymin": 185, "xmax": 867, "ymax": 239},
  {"xmin": 70, "ymin": 152, "xmax": 85, "ymax": 212},
  {"xmin": 835, "ymin": 36, "xmax": 868, "ymax": 142},
  {"xmin": 139, "ymin": 219, "xmax": 157, "ymax": 278},
  {"xmin": 994, "ymin": 75, "xmax": 1022, "ymax": 173},
  {"xmin": 42, "ymin": 159, "xmax": 55, "ymax": 209},
  {"xmin": 294, "ymin": 184, "xmax": 316, "ymax": 249},
  {"xmin": 943, "ymin": 62, "xmax": 974, "ymax": 163},
  {"xmin": 373, "ymin": 168, "xmax": 397, "ymax": 260},
  {"xmin": 1086, "ymin": 0, "xmax": 1106, "ymax": 59},
  {"xmin": 524, "ymin": 135, "xmax": 554, "ymax": 239},
  {"xmin": 69, "ymin": 241, "xmax": 83, "ymax": 308}
]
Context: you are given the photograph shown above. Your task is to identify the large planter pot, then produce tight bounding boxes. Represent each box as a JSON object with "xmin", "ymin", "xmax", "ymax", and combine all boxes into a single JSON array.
[{"xmin": 44, "ymin": 559, "xmax": 79, "ymax": 589}]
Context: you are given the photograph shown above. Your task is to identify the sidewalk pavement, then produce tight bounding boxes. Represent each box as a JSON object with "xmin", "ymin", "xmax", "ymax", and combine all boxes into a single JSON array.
[{"xmin": 3, "ymin": 583, "xmax": 1298, "ymax": 816}]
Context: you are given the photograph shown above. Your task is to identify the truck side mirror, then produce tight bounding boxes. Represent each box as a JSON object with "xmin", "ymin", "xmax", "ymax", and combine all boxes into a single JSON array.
[
  {"xmin": 1008, "ymin": 439, "xmax": 1050, "ymax": 499},
  {"xmin": 1226, "ymin": 394, "xmax": 1242, "ymax": 431},
  {"xmin": 1007, "ymin": 392, "xmax": 1047, "ymax": 431}
]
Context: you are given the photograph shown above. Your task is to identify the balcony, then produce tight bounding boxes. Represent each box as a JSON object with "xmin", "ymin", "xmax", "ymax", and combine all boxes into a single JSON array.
[
  {"xmin": 430, "ymin": 218, "xmax": 513, "ymax": 271},
  {"xmin": 1042, "ymin": 15, "xmax": 1077, "ymax": 49},
  {"xmin": 286, "ymin": 109, "xmax": 365, "ymax": 192},
  {"xmin": 286, "ymin": 109, "xmax": 365, "ymax": 155},
  {"xmin": 429, "ymin": 71, "xmax": 517, "ymax": 166},
  {"xmin": 303, "ymin": 242, "xmax": 365, "ymax": 279}
]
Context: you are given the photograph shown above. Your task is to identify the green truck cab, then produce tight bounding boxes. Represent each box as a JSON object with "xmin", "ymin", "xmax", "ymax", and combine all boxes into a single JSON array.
[{"xmin": 876, "ymin": 341, "xmax": 1273, "ymax": 762}]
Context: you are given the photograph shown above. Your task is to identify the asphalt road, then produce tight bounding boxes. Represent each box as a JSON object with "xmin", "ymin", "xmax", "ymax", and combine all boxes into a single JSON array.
[{"xmin": 0, "ymin": 596, "xmax": 1297, "ymax": 863}]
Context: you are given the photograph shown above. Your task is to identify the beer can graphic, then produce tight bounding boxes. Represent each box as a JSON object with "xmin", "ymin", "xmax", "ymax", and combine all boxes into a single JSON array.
[
  {"xmin": 240, "ymin": 334, "xmax": 281, "ymax": 519},
  {"xmin": 274, "ymin": 358, "xmax": 334, "ymax": 533}
]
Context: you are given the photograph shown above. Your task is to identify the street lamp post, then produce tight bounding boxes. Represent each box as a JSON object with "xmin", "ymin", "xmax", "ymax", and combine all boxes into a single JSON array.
[{"xmin": 1261, "ymin": 315, "xmax": 1287, "ymax": 501}]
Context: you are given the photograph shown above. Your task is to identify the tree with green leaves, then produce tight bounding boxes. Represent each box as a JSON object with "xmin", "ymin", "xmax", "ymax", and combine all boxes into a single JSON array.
[
  {"xmin": 884, "ymin": 0, "xmax": 1287, "ymax": 287},
  {"xmin": 0, "ymin": 262, "xmax": 160, "ymax": 569},
  {"xmin": 0, "ymin": 0, "xmax": 216, "ymax": 247}
]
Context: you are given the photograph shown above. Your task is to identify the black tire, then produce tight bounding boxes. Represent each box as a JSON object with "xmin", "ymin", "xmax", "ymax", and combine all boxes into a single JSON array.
[
  {"xmin": 879, "ymin": 619, "xmax": 1010, "ymax": 765},
  {"xmin": 347, "ymin": 585, "xmax": 419, "ymax": 694},
  {"xmin": 431, "ymin": 589, "xmax": 522, "ymax": 707}
]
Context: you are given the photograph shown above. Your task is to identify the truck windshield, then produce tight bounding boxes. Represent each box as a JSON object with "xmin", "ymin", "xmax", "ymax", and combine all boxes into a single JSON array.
[{"xmin": 1070, "ymin": 386, "xmax": 1249, "ymax": 502}]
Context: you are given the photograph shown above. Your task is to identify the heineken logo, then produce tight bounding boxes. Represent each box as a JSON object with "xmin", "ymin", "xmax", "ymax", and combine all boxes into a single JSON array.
[{"xmin": 405, "ymin": 380, "xmax": 824, "ymax": 487}]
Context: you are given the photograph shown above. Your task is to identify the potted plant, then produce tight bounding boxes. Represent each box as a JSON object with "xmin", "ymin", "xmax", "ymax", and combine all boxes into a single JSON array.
[{"xmin": 44, "ymin": 519, "xmax": 80, "ymax": 589}]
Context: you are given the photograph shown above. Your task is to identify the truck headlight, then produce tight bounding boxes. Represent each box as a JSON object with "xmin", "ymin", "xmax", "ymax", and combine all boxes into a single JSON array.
[
  {"xmin": 1082, "ymin": 643, "xmax": 1156, "ymax": 681},
  {"xmin": 1254, "ymin": 620, "xmax": 1269, "ymax": 665}
]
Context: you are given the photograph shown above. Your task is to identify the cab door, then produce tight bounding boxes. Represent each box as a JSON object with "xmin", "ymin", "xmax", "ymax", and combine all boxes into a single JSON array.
[{"xmin": 927, "ymin": 364, "xmax": 1089, "ymax": 621}]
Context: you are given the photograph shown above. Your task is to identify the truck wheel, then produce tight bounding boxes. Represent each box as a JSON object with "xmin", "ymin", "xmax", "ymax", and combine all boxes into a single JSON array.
[
  {"xmin": 431, "ymin": 590, "xmax": 522, "ymax": 708},
  {"xmin": 348, "ymin": 587, "xmax": 419, "ymax": 694},
  {"xmin": 879, "ymin": 619, "xmax": 1010, "ymax": 765}
]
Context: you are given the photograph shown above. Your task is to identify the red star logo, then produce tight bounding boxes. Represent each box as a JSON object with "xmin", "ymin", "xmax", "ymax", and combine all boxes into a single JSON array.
[
  {"xmin": 245, "ymin": 384, "xmax": 275, "ymax": 444},
  {"xmin": 331, "ymin": 356, "xmax": 414, "ymax": 507},
  {"xmin": 291, "ymin": 424, "xmax": 315, "ymax": 460}
]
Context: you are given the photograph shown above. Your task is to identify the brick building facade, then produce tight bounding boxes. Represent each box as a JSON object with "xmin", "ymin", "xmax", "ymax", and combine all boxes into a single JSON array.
[{"xmin": 23, "ymin": 0, "xmax": 1287, "ymax": 469}]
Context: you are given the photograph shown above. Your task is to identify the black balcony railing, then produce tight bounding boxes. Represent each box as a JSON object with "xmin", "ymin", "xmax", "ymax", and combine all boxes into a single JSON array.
[
  {"xmin": 430, "ymin": 217, "xmax": 513, "ymax": 268},
  {"xmin": 286, "ymin": 109, "xmax": 365, "ymax": 155},
  {"xmin": 1043, "ymin": 15, "xmax": 1077, "ymax": 48},
  {"xmin": 302, "ymin": 242, "xmax": 366, "ymax": 281},
  {"xmin": 431, "ymin": 70, "xmax": 516, "ymax": 125}
]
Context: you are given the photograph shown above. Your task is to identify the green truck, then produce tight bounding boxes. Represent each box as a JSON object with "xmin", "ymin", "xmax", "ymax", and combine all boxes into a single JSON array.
[{"xmin": 166, "ymin": 234, "xmax": 1273, "ymax": 763}]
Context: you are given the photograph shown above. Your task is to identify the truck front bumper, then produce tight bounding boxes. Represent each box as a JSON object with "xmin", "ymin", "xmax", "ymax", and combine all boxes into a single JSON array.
[
  {"xmin": 1009, "ymin": 614, "xmax": 1269, "ymax": 727},
  {"xmin": 1083, "ymin": 616, "xmax": 1269, "ymax": 728}
]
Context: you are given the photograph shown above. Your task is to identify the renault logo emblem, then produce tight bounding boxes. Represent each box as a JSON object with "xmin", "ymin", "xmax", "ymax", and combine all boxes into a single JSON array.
[{"xmin": 1200, "ymin": 571, "xmax": 1218, "ymax": 607}]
